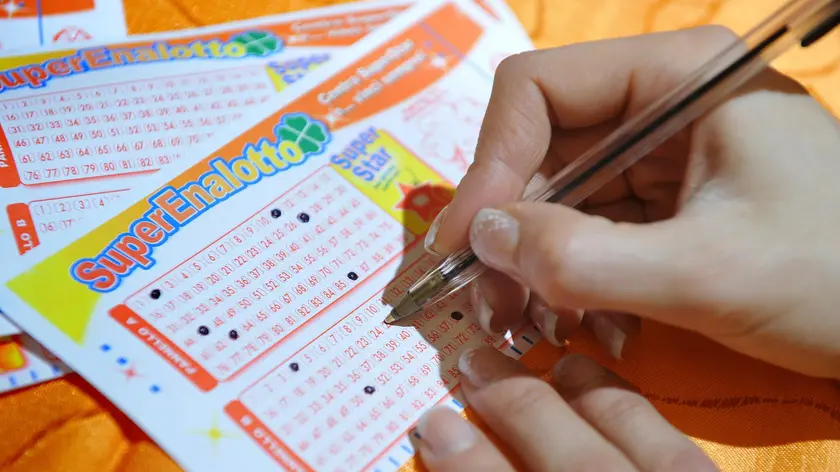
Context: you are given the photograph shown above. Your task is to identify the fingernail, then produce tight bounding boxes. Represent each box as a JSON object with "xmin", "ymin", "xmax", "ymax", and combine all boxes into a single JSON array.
[
  {"xmin": 471, "ymin": 284, "xmax": 503, "ymax": 335},
  {"xmin": 459, "ymin": 346, "xmax": 529, "ymax": 389},
  {"xmin": 531, "ymin": 300, "xmax": 562, "ymax": 347},
  {"xmin": 469, "ymin": 208, "xmax": 518, "ymax": 272},
  {"xmin": 414, "ymin": 406, "xmax": 476, "ymax": 458},
  {"xmin": 424, "ymin": 206, "xmax": 448, "ymax": 256},
  {"xmin": 522, "ymin": 173, "xmax": 548, "ymax": 199},
  {"xmin": 585, "ymin": 312, "xmax": 638, "ymax": 360},
  {"xmin": 552, "ymin": 354, "xmax": 608, "ymax": 390}
]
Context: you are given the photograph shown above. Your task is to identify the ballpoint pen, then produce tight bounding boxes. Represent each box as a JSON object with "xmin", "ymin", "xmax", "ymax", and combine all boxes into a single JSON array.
[{"xmin": 384, "ymin": 0, "xmax": 840, "ymax": 325}]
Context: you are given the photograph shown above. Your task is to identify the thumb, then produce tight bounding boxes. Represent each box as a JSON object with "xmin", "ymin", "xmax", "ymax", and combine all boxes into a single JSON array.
[{"xmin": 468, "ymin": 203, "xmax": 714, "ymax": 321}]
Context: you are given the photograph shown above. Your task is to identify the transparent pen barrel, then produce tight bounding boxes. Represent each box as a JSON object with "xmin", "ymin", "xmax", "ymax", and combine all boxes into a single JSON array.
[
  {"xmin": 527, "ymin": 0, "xmax": 837, "ymax": 207},
  {"xmin": 415, "ymin": 249, "xmax": 489, "ymax": 308},
  {"xmin": 410, "ymin": 0, "xmax": 838, "ymax": 311}
]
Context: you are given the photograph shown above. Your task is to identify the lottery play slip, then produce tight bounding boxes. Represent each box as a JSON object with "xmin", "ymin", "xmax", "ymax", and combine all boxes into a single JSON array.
[
  {"xmin": 0, "ymin": 0, "xmax": 417, "ymax": 339},
  {"xmin": 0, "ymin": 0, "xmax": 525, "ymax": 342},
  {"xmin": 0, "ymin": 0, "xmax": 439, "ymax": 394},
  {"xmin": 0, "ymin": 0, "xmax": 127, "ymax": 52},
  {"xmin": 0, "ymin": 0, "xmax": 525, "ymax": 395},
  {"xmin": 0, "ymin": 0, "xmax": 541, "ymax": 470}
]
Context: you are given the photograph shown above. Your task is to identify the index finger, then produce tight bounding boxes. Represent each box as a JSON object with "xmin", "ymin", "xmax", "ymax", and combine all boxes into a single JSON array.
[{"xmin": 430, "ymin": 25, "xmax": 738, "ymax": 255}]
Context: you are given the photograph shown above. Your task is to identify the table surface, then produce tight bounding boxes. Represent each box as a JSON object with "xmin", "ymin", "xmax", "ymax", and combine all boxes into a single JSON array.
[{"xmin": 0, "ymin": 1, "xmax": 838, "ymax": 471}]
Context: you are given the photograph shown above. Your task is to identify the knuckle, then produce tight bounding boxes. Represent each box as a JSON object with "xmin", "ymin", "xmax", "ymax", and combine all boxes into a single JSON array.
[
  {"xmin": 646, "ymin": 25, "xmax": 739, "ymax": 93},
  {"xmin": 685, "ymin": 25, "xmax": 739, "ymax": 67},
  {"xmin": 690, "ymin": 24, "xmax": 739, "ymax": 47},
  {"xmin": 519, "ymin": 221, "xmax": 593, "ymax": 308},
  {"xmin": 475, "ymin": 52, "xmax": 550, "ymax": 180},
  {"xmin": 762, "ymin": 66, "xmax": 809, "ymax": 94},
  {"xmin": 486, "ymin": 377, "xmax": 557, "ymax": 420},
  {"xmin": 481, "ymin": 103, "xmax": 544, "ymax": 170},
  {"xmin": 517, "ymin": 226, "xmax": 566, "ymax": 298},
  {"xmin": 691, "ymin": 25, "xmax": 740, "ymax": 66},
  {"xmin": 494, "ymin": 51, "xmax": 532, "ymax": 80},
  {"xmin": 588, "ymin": 393, "xmax": 651, "ymax": 431}
]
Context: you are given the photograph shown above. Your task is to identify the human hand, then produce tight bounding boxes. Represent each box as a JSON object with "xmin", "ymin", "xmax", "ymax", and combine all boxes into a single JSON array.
[
  {"xmin": 414, "ymin": 347, "xmax": 718, "ymax": 471},
  {"xmin": 424, "ymin": 26, "xmax": 840, "ymax": 378}
]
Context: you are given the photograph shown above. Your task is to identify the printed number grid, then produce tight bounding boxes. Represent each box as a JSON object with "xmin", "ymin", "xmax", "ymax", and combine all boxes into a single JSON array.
[
  {"xmin": 125, "ymin": 166, "xmax": 415, "ymax": 382},
  {"xmin": 0, "ymin": 66, "xmax": 274, "ymax": 185},
  {"xmin": 26, "ymin": 190, "xmax": 127, "ymax": 240},
  {"xmin": 234, "ymin": 258, "xmax": 502, "ymax": 472}
]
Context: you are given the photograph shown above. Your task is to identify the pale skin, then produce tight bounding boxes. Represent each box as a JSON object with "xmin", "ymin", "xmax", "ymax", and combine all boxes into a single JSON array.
[{"xmin": 414, "ymin": 26, "xmax": 840, "ymax": 471}]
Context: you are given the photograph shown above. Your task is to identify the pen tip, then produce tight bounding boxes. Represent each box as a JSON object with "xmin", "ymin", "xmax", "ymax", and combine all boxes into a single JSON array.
[{"xmin": 385, "ymin": 295, "xmax": 422, "ymax": 324}]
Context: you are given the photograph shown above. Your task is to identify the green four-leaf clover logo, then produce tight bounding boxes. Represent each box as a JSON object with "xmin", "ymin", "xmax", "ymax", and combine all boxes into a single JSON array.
[
  {"xmin": 231, "ymin": 31, "xmax": 283, "ymax": 57},
  {"xmin": 276, "ymin": 114, "xmax": 330, "ymax": 154}
]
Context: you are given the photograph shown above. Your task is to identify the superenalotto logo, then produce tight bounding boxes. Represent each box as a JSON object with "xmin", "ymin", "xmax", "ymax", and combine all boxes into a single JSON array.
[
  {"xmin": 0, "ymin": 30, "xmax": 284, "ymax": 94},
  {"xmin": 70, "ymin": 112, "xmax": 331, "ymax": 293}
]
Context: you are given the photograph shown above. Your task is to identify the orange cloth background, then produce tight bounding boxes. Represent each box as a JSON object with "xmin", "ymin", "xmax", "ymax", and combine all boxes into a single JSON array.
[{"xmin": 1, "ymin": 1, "xmax": 839, "ymax": 471}]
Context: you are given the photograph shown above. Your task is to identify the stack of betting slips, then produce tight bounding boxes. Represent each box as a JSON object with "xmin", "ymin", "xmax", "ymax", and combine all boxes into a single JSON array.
[{"xmin": 0, "ymin": 1, "xmax": 539, "ymax": 470}]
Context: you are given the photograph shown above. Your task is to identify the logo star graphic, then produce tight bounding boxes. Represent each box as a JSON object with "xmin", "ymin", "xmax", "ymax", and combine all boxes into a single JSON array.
[
  {"xmin": 393, "ymin": 181, "xmax": 454, "ymax": 222},
  {"xmin": 190, "ymin": 414, "xmax": 237, "ymax": 452},
  {"xmin": 429, "ymin": 54, "xmax": 449, "ymax": 70},
  {"xmin": 121, "ymin": 363, "xmax": 142, "ymax": 381},
  {"xmin": 1, "ymin": 1, "xmax": 25, "ymax": 19},
  {"xmin": 322, "ymin": 109, "xmax": 343, "ymax": 126}
]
